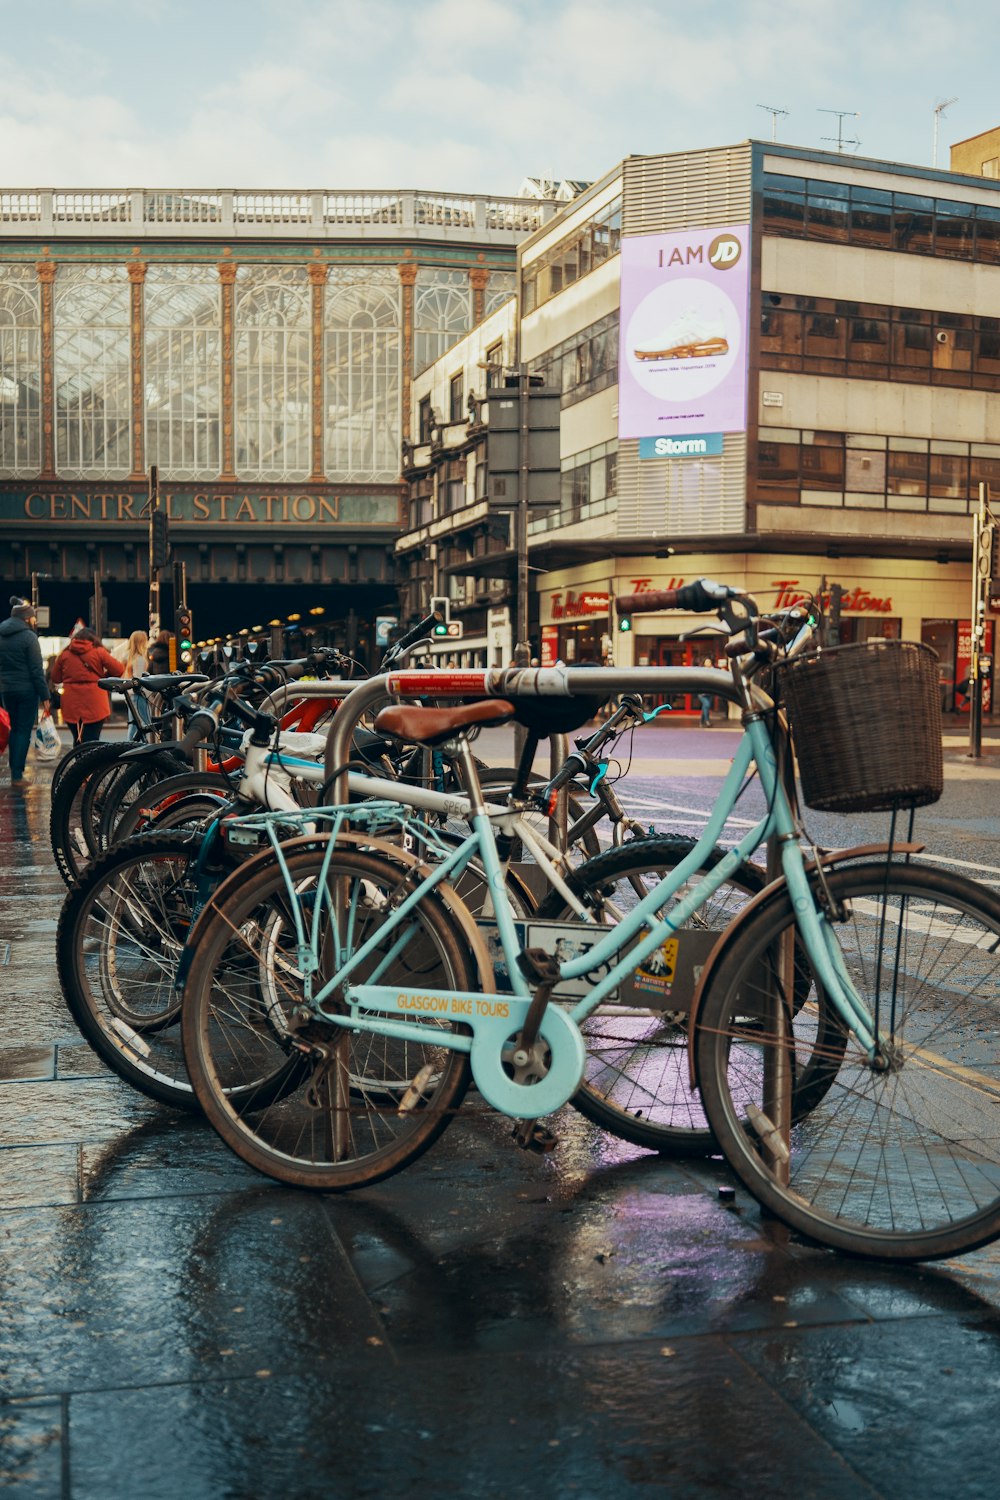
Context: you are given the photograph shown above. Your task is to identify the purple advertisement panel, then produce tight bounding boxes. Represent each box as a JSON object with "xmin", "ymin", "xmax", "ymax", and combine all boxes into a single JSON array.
[{"xmin": 618, "ymin": 224, "xmax": 750, "ymax": 439}]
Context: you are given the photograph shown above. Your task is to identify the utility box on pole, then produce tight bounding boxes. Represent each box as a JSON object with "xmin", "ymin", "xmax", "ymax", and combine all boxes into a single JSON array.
[
  {"xmin": 487, "ymin": 370, "xmax": 561, "ymax": 676},
  {"xmin": 486, "ymin": 378, "xmax": 561, "ymax": 509}
]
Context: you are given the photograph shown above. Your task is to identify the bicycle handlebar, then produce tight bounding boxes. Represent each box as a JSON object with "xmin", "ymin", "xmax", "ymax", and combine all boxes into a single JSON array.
[
  {"xmin": 615, "ymin": 578, "xmax": 743, "ymax": 616},
  {"xmin": 380, "ymin": 608, "xmax": 445, "ymax": 670}
]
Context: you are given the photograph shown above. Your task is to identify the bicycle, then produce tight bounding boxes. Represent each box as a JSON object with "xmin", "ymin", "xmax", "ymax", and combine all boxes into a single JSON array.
[
  {"xmin": 177, "ymin": 579, "xmax": 1000, "ymax": 1260},
  {"xmin": 56, "ymin": 631, "xmax": 760, "ymax": 1131}
]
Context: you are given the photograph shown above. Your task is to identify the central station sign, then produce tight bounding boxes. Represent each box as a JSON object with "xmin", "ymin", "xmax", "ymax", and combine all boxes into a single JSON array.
[{"xmin": 0, "ymin": 488, "xmax": 401, "ymax": 527}]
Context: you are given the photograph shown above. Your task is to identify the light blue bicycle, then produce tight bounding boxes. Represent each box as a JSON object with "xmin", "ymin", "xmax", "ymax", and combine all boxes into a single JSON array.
[{"xmin": 180, "ymin": 581, "xmax": 1000, "ymax": 1260}]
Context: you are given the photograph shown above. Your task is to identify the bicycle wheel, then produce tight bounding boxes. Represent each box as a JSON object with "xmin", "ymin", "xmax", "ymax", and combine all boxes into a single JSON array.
[
  {"xmin": 50, "ymin": 743, "xmax": 128, "ymax": 886},
  {"xmin": 57, "ymin": 829, "xmax": 302, "ymax": 1112},
  {"xmin": 106, "ymin": 770, "xmax": 232, "ymax": 844},
  {"xmin": 50, "ymin": 738, "xmax": 103, "ymax": 803},
  {"xmin": 537, "ymin": 836, "xmax": 765, "ymax": 1154},
  {"xmin": 83, "ymin": 749, "xmax": 186, "ymax": 856},
  {"xmin": 694, "ymin": 862, "xmax": 1000, "ymax": 1260},
  {"xmin": 182, "ymin": 846, "xmax": 475, "ymax": 1190},
  {"xmin": 57, "ymin": 831, "xmax": 214, "ymax": 1109}
]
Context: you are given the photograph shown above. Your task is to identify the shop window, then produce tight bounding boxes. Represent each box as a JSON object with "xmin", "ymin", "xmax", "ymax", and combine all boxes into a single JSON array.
[
  {"xmin": 761, "ymin": 175, "xmax": 806, "ymax": 233},
  {"xmin": 484, "ymin": 341, "xmax": 505, "ymax": 389},
  {"xmin": 848, "ymin": 318, "xmax": 888, "ymax": 367},
  {"xmin": 804, "ymin": 312, "xmax": 845, "ymax": 361},
  {"xmin": 893, "ymin": 320, "xmax": 931, "ymax": 368},
  {"xmin": 887, "ymin": 448, "xmax": 928, "ymax": 497},
  {"xmin": 797, "ymin": 438, "xmax": 845, "ymax": 492},
  {"xmin": 845, "ymin": 447, "xmax": 886, "ymax": 494},
  {"xmin": 893, "ymin": 195, "xmax": 934, "ymax": 254},
  {"xmin": 850, "ymin": 187, "xmax": 892, "ymax": 248},
  {"xmin": 448, "ymin": 370, "xmax": 464, "ymax": 423},
  {"xmin": 758, "ymin": 437, "xmax": 799, "ymax": 489},
  {"xmin": 929, "ymin": 450, "xmax": 968, "ymax": 499},
  {"xmin": 970, "ymin": 451, "xmax": 1000, "ymax": 501},
  {"xmin": 976, "ymin": 207, "xmax": 1000, "ymax": 264},
  {"xmin": 760, "ymin": 302, "xmax": 802, "ymax": 359},
  {"xmin": 935, "ymin": 201, "xmax": 975, "ymax": 258},
  {"xmin": 933, "ymin": 324, "xmax": 973, "ymax": 374},
  {"xmin": 806, "ymin": 183, "xmax": 849, "ymax": 242}
]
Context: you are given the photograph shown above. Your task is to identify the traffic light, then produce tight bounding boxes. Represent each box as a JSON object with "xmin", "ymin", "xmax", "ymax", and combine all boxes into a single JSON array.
[
  {"xmin": 175, "ymin": 605, "xmax": 194, "ymax": 664},
  {"xmin": 150, "ymin": 507, "xmax": 170, "ymax": 571},
  {"xmin": 618, "ymin": 615, "xmax": 632, "ymax": 633}
]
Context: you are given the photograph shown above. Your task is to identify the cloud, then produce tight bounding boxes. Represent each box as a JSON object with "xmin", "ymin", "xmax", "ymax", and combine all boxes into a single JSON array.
[{"xmin": 0, "ymin": 0, "xmax": 991, "ymax": 191}]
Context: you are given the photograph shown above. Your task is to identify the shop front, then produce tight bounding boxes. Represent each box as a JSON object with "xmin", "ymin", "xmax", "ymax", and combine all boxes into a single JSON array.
[{"xmin": 536, "ymin": 552, "xmax": 989, "ymax": 714}]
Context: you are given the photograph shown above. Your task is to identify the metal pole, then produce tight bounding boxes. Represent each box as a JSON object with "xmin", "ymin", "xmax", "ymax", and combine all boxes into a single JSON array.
[
  {"xmin": 147, "ymin": 466, "xmax": 160, "ymax": 637},
  {"xmin": 761, "ymin": 748, "xmax": 794, "ymax": 1190},
  {"xmin": 970, "ymin": 485, "xmax": 986, "ymax": 760},
  {"xmin": 514, "ymin": 360, "xmax": 530, "ymax": 669}
]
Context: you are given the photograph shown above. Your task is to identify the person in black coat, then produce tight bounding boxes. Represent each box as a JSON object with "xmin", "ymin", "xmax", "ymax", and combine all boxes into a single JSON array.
[{"xmin": 0, "ymin": 598, "xmax": 51, "ymax": 784}]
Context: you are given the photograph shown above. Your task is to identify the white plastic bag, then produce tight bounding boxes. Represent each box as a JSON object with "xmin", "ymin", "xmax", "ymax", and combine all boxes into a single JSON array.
[{"xmin": 33, "ymin": 712, "xmax": 60, "ymax": 761}]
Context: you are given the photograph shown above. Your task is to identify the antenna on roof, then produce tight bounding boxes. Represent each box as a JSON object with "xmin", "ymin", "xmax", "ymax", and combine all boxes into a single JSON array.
[
  {"xmin": 818, "ymin": 108, "xmax": 861, "ymax": 153},
  {"xmin": 932, "ymin": 96, "xmax": 958, "ymax": 168},
  {"xmin": 757, "ymin": 104, "xmax": 790, "ymax": 142}
]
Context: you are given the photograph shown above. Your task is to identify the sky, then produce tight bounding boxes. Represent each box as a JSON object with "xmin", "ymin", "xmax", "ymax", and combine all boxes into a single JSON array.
[{"xmin": 0, "ymin": 0, "xmax": 994, "ymax": 194}]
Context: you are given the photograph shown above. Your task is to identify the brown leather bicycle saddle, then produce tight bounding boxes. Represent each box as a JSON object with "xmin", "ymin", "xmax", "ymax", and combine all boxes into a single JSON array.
[{"xmin": 374, "ymin": 699, "xmax": 516, "ymax": 746}]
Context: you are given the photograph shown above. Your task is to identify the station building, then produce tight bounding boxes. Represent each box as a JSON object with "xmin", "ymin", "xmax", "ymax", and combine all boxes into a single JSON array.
[
  {"xmin": 397, "ymin": 141, "xmax": 1000, "ymax": 709},
  {"xmin": 0, "ymin": 186, "xmax": 552, "ymax": 652}
]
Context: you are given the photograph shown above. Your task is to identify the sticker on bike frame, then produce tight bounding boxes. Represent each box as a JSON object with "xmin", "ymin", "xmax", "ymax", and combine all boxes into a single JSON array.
[{"xmin": 476, "ymin": 918, "xmax": 718, "ymax": 1013}]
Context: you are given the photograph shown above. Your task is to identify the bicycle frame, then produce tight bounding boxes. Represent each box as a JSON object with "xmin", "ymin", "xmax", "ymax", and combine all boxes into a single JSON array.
[{"xmin": 246, "ymin": 702, "xmax": 881, "ymax": 1125}]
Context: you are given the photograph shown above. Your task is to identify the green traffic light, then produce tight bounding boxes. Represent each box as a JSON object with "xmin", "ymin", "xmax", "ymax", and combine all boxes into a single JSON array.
[
  {"xmin": 433, "ymin": 623, "xmax": 449, "ymax": 636},
  {"xmin": 618, "ymin": 616, "xmax": 632, "ymax": 633}
]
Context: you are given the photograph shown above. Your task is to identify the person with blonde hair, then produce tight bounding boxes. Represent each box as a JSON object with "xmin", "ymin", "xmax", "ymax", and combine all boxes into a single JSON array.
[{"xmin": 124, "ymin": 629, "xmax": 150, "ymax": 740}]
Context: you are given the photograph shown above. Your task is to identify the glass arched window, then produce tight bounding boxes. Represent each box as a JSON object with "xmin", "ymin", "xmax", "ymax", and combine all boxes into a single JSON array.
[
  {"xmin": 485, "ymin": 271, "xmax": 516, "ymax": 317},
  {"xmin": 145, "ymin": 265, "xmax": 221, "ymax": 479},
  {"xmin": 414, "ymin": 268, "xmax": 471, "ymax": 374},
  {"xmin": 0, "ymin": 266, "xmax": 41, "ymax": 477},
  {"xmin": 325, "ymin": 269, "xmax": 400, "ymax": 482},
  {"xmin": 54, "ymin": 265, "xmax": 130, "ymax": 478},
  {"xmin": 234, "ymin": 267, "xmax": 310, "ymax": 480}
]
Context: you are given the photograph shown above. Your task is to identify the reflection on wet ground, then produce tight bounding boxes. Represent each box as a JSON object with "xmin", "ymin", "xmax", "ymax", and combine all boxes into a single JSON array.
[{"xmin": 2, "ymin": 763, "xmax": 1000, "ymax": 1498}]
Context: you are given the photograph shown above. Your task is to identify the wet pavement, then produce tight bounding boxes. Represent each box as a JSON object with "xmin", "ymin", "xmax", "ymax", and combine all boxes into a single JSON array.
[{"xmin": 3, "ymin": 740, "xmax": 1000, "ymax": 1499}]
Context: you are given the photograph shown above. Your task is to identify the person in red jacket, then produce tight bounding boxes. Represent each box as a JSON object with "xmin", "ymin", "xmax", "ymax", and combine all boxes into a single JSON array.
[{"xmin": 50, "ymin": 628, "xmax": 124, "ymax": 743}]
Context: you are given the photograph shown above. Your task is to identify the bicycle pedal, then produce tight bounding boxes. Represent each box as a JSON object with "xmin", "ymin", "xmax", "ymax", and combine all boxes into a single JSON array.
[
  {"xmin": 517, "ymin": 947, "xmax": 560, "ymax": 985},
  {"xmin": 511, "ymin": 1122, "xmax": 559, "ymax": 1154}
]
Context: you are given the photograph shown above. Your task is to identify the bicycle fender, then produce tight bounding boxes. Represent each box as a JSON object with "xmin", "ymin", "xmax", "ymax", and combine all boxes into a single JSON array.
[{"xmin": 684, "ymin": 841, "xmax": 925, "ymax": 1091}]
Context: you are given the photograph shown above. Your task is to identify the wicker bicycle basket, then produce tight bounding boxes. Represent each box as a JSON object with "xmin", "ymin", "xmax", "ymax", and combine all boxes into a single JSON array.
[{"xmin": 776, "ymin": 640, "xmax": 943, "ymax": 813}]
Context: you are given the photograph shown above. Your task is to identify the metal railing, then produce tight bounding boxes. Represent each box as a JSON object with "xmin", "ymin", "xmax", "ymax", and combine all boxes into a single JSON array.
[{"xmin": 0, "ymin": 189, "xmax": 556, "ymax": 240}]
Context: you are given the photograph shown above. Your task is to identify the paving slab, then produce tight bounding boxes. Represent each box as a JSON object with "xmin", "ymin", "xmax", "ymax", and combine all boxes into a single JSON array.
[{"xmin": 1, "ymin": 752, "xmax": 1000, "ymax": 1498}]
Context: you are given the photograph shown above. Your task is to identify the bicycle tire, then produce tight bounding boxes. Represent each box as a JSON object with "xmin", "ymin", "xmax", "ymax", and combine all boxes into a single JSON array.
[
  {"xmin": 115, "ymin": 789, "xmax": 232, "ymax": 840},
  {"xmin": 537, "ymin": 835, "xmax": 765, "ymax": 1154},
  {"xmin": 57, "ymin": 829, "xmax": 304, "ymax": 1112},
  {"xmin": 694, "ymin": 862, "xmax": 1000, "ymax": 1260},
  {"xmin": 182, "ymin": 845, "xmax": 475, "ymax": 1191},
  {"xmin": 50, "ymin": 743, "xmax": 130, "ymax": 887},
  {"xmin": 103, "ymin": 769, "xmax": 232, "ymax": 845},
  {"xmin": 57, "ymin": 831, "xmax": 215, "ymax": 1109},
  {"xmin": 50, "ymin": 738, "xmax": 104, "ymax": 802},
  {"xmin": 83, "ymin": 749, "xmax": 186, "ymax": 857}
]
